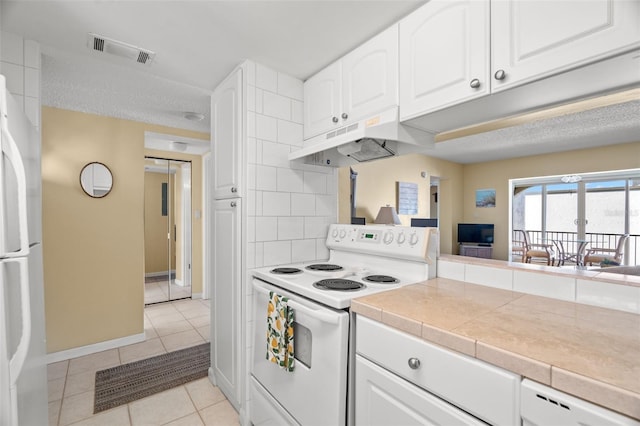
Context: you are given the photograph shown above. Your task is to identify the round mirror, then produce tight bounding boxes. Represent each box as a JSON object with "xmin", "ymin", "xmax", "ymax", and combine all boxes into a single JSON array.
[{"xmin": 80, "ymin": 162, "xmax": 113, "ymax": 198}]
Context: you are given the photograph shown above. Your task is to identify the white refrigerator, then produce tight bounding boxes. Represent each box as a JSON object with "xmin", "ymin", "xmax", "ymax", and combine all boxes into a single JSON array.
[{"xmin": 0, "ymin": 75, "xmax": 49, "ymax": 425}]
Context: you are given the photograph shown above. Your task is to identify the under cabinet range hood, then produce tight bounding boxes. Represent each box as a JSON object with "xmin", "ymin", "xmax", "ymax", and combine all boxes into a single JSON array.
[{"xmin": 288, "ymin": 107, "xmax": 434, "ymax": 167}]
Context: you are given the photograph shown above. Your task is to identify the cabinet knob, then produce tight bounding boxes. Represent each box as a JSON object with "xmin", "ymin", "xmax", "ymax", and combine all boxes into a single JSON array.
[
  {"xmin": 332, "ymin": 116, "xmax": 339, "ymax": 123},
  {"xmin": 408, "ymin": 357, "xmax": 421, "ymax": 370},
  {"xmin": 469, "ymin": 78, "xmax": 481, "ymax": 89},
  {"xmin": 231, "ymin": 187, "xmax": 238, "ymax": 193},
  {"xmin": 230, "ymin": 201, "xmax": 237, "ymax": 207},
  {"xmin": 494, "ymin": 69, "xmax": 506, "ymax": 81},
  {"xmin": 341, "ymin": 112, "xmax": 348, "ymax": 120}
]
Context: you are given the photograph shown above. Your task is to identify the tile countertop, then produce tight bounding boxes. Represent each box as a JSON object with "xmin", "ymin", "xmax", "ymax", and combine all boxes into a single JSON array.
[{"xmin": 352, "ymin": 278, "xmax": 640, "ymax": 420}]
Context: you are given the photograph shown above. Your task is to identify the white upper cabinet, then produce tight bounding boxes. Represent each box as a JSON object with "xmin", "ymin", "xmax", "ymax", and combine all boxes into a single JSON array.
[
  {"xmin": 491, "ymin": 0, "xmax": 640, "ymax": 92},
  {"xmin": 212, "ymin": 68, "xmax": 242, "ymax": 199},
  {"xmin": 304, "ymin": 61, "xmax": 342, "ymax": 140},
  {"xmin": 399, "ymin": 0, "xmax": 490, "ymax": 118},
  {"xmin": 400, "ymin": 0, "xmax": 640, "ymax": 121},
  {"xmin": 304, "ymin": 25, "xmax": 398, "ymax": 140}
]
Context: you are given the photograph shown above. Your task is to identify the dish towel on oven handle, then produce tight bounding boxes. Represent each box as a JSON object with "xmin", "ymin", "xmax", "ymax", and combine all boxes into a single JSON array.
[{"xmin": 266, "ymin": 291, "xmax": 295, "ymax": 371}]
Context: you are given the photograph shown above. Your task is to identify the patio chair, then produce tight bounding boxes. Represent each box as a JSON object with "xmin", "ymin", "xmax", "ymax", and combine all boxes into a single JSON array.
[
  {"xmin": 584, "ymin": 234, "xmax": 629, "ymax": 266},
  {"xmin": 523, "ymin": 231, "xmax": 556, "ymax": 266},
  {"xmin": 512, "ymin": 230, "xmax": 527, "ymax": 263}
]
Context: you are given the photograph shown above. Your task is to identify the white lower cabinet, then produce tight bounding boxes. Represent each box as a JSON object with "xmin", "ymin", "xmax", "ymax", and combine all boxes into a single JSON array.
[
  {"xmin": 355, "ymin": 315, "xmax": 520, "ymax": 426},
  {"xmin": 355, "ymin": 355, "xmax": 484, "ymax": 425}
]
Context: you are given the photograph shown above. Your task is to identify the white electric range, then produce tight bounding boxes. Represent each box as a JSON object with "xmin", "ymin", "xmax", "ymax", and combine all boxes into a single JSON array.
[{"xmin": 250, "ymin": 224, "xmax": 439, "ymax": 426}]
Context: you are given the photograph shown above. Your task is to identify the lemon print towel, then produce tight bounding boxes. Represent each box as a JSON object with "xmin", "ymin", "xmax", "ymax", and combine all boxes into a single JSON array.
[{"xmin": 266, "ymin": 291, "xmax": 295, "ymax": 371}]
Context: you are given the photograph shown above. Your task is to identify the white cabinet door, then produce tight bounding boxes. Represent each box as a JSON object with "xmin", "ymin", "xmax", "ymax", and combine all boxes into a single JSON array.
[
  {"xmin": 303, "ymin": 61, "xmax": 341, "ymax": 139},
  {"xmin": 491, "ymin": 0, "xmax": 640, "ymax": 92},
  {"xmin": 400, "ymin": 0, "xmax": 489, "ymax": 120},
  {"xmin": 212, "ymin": 198, "xmax": 241, "ymax": 409},
  {"xmin": 342, "ymin": 25, "xmax": 398, "ymax": 125},
  {"xmin": 212, "ymin": 68, "xmax": 242, "ymax": 199},
  {"xmin": 355, "ymin": 355, "xmax": 485, "ymax": 426}
]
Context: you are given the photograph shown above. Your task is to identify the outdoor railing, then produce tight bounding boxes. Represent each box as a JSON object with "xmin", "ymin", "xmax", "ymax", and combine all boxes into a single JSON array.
[{"xmin": 526, "ymin": 230, "xmax": 639, "ymax": 266}]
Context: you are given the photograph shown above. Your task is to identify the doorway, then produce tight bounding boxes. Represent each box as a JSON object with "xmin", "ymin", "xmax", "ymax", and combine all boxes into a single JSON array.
[{"xmin": 144, "ymin": 157, "xmax": 193, "ymax": 304}]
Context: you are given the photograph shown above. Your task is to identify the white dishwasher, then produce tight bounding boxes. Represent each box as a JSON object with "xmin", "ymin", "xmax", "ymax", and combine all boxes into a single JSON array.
[{"xmin": 521, "ymin": 379, "xmax": 640, "ymax": 426}]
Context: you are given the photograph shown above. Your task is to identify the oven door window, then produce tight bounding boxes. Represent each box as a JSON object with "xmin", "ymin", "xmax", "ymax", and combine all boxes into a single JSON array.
[{"xmin": 293, "ymin": 322, "xmax": 311, "ymax": 369}]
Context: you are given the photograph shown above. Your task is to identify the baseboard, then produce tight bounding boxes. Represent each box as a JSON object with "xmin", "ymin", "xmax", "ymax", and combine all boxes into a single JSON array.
[
  {"xmin": 47, "ymin": 332, "xmax": 146, "ymax": 364},
  {"xmin": 145, "ymin": 270, "xmax": 176, "ymax": 278},
  {"xmin": 208, "ymin": 367, "xmax": 217, "ymax": 386},
  {"xmin": 192, "ymin": 292, "xmax": 203, "ymax": 299}
]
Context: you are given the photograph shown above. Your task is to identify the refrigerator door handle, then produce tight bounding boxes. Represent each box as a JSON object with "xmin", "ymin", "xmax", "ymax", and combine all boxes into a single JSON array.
[
  {"xmin": 0, "ymin": 126, "xmax": 30, "ymax": 259},
  {"xmin": 5, "ymin": 257, "xmax": 32, "ymax": 387}
]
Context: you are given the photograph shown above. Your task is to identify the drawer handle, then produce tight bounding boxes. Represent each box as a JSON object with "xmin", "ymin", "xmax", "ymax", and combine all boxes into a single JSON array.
[{"xmin": 408, "ymin": 357, "xmax": 421, "ymax": 370}]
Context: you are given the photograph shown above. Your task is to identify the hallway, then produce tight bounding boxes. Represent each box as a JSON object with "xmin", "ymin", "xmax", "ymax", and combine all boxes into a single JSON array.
[{"xmin": 47, "ymin": 299, "xmax": 238, "ymax": 425}]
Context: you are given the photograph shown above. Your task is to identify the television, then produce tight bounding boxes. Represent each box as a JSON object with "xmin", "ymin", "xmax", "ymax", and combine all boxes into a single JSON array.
[
  {"xmin": 411, "ymin": 218, "xmax": 438, "ymax": 227},
  {"xmin": 457, "ymin": 223, "xmax": 494, "ymax": 245}
]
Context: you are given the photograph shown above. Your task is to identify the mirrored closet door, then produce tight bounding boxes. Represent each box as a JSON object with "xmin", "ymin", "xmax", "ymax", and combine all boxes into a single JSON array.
[{"xmin": 144, "ymin": 157, "xmax": 192, "ymax": 304}]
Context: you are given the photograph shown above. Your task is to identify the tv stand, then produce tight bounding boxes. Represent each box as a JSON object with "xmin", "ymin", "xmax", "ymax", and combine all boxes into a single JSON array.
[{"xmin": 460, "ymin": 244, "xmax": 493, "ymax": 259}]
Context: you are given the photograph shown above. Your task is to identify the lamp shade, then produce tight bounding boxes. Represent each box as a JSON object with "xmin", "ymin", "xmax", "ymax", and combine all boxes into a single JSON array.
[{"xmin": 374, "ymin": 205, "xmax": 401, "ymax": 225}]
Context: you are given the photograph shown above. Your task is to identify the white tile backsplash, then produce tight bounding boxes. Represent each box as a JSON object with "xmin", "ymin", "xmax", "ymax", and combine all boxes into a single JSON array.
[
  {"xmin": 465, "ymin": 265, "xmax": 513, "ymax": 290},
  {"xmin": 316, "ymin": 239, "xmax": 330, "ymax": 260},
  {"xmin": 277, "ymin": 217, "xmax": 304, "ymax": 240},
  {"xmin": 247, "ymin": 190, "xmax": 256, "ymax": 216},
  {"xmin": 263, "ymin": 91, "xmax": 291, "ymax": 120},
  {"xmin": 256, "ymin": 114, "xmax": 277, "ymax": 142},
  {"xmin": 277, "ymin": 168, "xmax": 304, "ymax": 193},
  {"xmin": 256, "ymin": 64, "xmax": 278, "ymax": 92},
  {"xmin": 263, "ymin": 241, "xmax": 292, "ymax": 266},
  {"xmin": 261, "ymin": 141, "xmax": 290, "ymax": 168},
  {"xmin": 304, "ymin": 217, "xmax": 329, "ymax": 239},
  {"xmin": 246, "ymin": 164, "xmax": 257, "ymax": 190},
  {"xmin": 255, "ymin": 88, "xmax": 264, "ymax": 114},
  {"xmin": 246, "ymin": 111, "xmax": 256, "ymax": 138},
  {"xmin": 24, "ymin": 97, "xmax": 39, "ymax": 128},
  {"xmin": 304, "ymin": 171, "xmax": 327, "ymax": 194},
  {"xmin": 247, "ymin": 217, "xmax": 256, "ymax": 243},
  {"xmin": 246, "ymin": 85, "xmax": 256, "ymax": 112},
  {"xmin": 291, "ymin": 193, "xmax": 316, "ymax": 216},
  {"xmin": 255, "ymin": 217, "xmax": 277, "ymax": 242},
  {"xmin": 291, "ymin": 100, "xmax": 304, "ymax": 124},
  {"xmin": 315, "ymin": 194, "xmax": 335, "ymax": 217},
  {"xmin": 255, "ymin": 165, "xmax": 277, "ymax": 191},
  {"xmin": 277, "ymin": 73, "xmax": 303, "ymax": 101},
  {"xmin": 513, "ymin": 271, "xmax": 576, "ymax": 301},
  {"xmin": 576, "ymin": 279, "xmax": 640, "ymax": 313},
  {"xmin": 262, "ymin": 192, "xmax": 291, "ymax": 216},
  {"xmin": 277, "ymin": 120, "xmax": 303, "ymax": 146},
  {"xmin": 291, "ymin": 239, "xmax": 316, "ymax": 263},
  {"xmin": 247, "ymin": 137, "xmax": 257, "ymax": 164}
]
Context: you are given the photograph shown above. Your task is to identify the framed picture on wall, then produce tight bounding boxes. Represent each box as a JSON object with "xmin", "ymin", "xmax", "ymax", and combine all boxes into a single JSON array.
[{"xmin": 476, "ymin": 188, "xmax": 496, "ymax": 208}]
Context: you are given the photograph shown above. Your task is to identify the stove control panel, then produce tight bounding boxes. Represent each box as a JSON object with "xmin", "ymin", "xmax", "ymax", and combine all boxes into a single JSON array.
[{"xmin": 326, "ymin": 224, "xmax": 438, "ymax": 263}]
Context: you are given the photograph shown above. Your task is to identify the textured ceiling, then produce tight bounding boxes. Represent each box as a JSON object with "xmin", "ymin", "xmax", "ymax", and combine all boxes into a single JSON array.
[{"xmin": 2, "ymin": 0, "xmax": 425, "ymax": 135}]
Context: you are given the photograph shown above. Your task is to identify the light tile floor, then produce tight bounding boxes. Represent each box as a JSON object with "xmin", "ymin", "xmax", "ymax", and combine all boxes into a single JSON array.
[
  {"xmin": 144, "ymin": 278, "xmax": 192, "ymax": 305},
  {"xmin": 47, "ymin": 299, "xmax": 239, "ymax": 426}
]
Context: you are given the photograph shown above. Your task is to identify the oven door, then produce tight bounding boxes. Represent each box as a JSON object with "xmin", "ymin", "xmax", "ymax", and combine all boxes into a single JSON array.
[{"xmin": 251, "ymin": 277, "xmax": 350, "ymax": 426}]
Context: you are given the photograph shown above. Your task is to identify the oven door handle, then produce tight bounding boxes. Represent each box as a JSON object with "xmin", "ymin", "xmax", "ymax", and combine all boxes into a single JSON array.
[{"xmin": 253, "ymin": 283, "xmax": 341, "ymax": 325}]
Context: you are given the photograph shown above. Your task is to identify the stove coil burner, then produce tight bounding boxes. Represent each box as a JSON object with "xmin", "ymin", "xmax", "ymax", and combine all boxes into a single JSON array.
[
  {"xmin": 306, "ymin": 264, "xmax": 343, "ymax": 272},
  {"xmin": 313, "ymin": 279, "xmax": 365, "ymax": 291},
  {"xmin": 363, "ymin": 275, "xmax": 399, "ymax": 284},
  {"xmin": 270, "ymin": 267, "xmax": 303, "ymax": 275}
]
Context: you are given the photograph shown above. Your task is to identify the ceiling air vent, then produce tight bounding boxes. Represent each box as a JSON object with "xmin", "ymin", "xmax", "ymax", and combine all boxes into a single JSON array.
[{"xmin": 87, "ymin": 33, "xmax": 155, "ymax": 65}]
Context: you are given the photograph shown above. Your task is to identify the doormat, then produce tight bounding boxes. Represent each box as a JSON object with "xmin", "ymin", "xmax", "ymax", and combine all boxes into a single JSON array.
[{"xmin": 94, "ymin": 343, "xmax": 210, "ymax": 413}]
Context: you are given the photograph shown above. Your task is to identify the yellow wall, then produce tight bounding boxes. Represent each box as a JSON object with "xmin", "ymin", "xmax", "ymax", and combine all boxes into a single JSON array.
[
  {"xmin": 42, "ymin": 107, "xmax": 208, "ymax": 353},
  {"xmin": 337, "ymin": 142, "xmax": 640, "ymax": 259},
  {"xmin": 462, "ymin": 141, "xmax": 640, "ymax": 260},
  {"xmin": 338, "ymin": 153, "xmax": 464, "ymax": 255}
]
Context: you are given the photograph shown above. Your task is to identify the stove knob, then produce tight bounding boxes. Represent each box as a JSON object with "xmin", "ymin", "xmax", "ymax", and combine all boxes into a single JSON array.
[
  {"xmin": 409, "ymin": 233, "xmax": 419, "ymax": 246},
  {"xmin": 331, "ymin": 228, "xmax": 339, "ymax": 239},
  {"xmin": 339, "ymin": 229, "xmax": 347, "ymax": 239},
  {"xmin": 383, "ymin": 230, "xmax": 394, "ymax": 245},
  {"xmin": 397, "ymin": 232, "xmax": 406, "ymax": 244}
]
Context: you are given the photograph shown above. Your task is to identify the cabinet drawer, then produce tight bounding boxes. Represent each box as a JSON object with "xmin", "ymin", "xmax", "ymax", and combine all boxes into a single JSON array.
[{"xmin": 356, "ymin": 316, "xmax": 520, "ymax": 426}]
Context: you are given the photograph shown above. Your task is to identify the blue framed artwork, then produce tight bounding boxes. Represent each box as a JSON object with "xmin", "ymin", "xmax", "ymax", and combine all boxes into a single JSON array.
[{"xmin": 476, "ymin": 188, "xmax": 496, "ymax": 208}]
